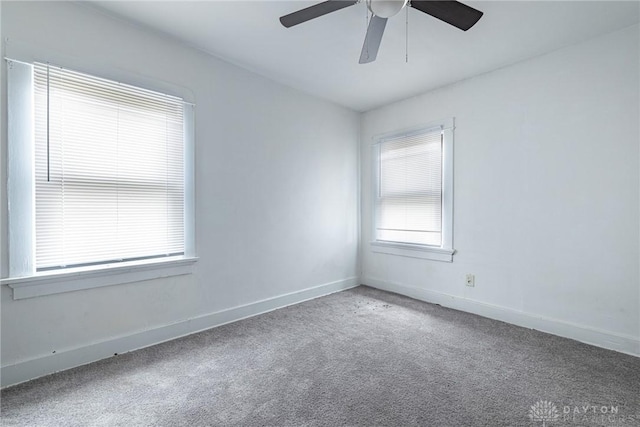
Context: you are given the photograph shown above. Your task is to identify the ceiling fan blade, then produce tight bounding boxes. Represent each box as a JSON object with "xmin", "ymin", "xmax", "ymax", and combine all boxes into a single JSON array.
[
  {"xmin": 410, "ymin": 1, "xmax": 483, "ymax": 31},
  {"xmin": 280, "ymin": 0, "xmax": 358, "ymax": 28},
  {"xmin": 359, "ymin": 16, "xmax": 388, "ymax": 64}
]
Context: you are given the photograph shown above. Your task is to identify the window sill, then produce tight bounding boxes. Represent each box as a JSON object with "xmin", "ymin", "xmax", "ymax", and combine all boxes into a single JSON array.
[
  {"xmin": 0, "ymin": 256, "xmax": 198, "ymax": 300},
  {"xmin": 371, "ymin": 241, "xmax": 455, "ymax": 262}
]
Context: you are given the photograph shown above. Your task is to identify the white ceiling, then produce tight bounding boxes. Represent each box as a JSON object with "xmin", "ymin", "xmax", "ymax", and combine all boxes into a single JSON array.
[{"xmin": 91, "ymin": 1, "xmax": 640, "ymax": 112}]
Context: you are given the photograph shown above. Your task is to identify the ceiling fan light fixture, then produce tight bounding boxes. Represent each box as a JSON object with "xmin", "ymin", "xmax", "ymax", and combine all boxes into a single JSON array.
[
  {"xmin": 279, "ymin": 0, "xmax": 484, "ymax": 63},
  {"xmin": 367, "ymin": 0, "xmax": 408, "ymax": 18}
]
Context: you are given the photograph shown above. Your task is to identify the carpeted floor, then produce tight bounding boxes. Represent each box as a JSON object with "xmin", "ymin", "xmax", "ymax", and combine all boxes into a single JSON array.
[{"xmin": 1, "ymin": 286, "xmax": 639, "ymax": 426}]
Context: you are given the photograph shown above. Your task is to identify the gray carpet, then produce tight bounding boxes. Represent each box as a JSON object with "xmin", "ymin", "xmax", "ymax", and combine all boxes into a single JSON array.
[{"xmin": 1, "ymin": 286, "xmax": 639, "ymax": 427}]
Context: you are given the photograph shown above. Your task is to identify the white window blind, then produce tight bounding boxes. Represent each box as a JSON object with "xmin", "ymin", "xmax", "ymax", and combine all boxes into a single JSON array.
[
  {"xmin": 33, "ymin": 63, "xmax": 185, "ymax": 270},
  {"xmin": 376, "ymin": 128, "xmax": 443, "ymax": 246}
]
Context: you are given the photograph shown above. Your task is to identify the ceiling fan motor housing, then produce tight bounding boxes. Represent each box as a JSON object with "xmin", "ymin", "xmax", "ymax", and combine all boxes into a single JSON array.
[{"xmin": 367, "ymin": 0, "xmax": 408, "ymax": 18}]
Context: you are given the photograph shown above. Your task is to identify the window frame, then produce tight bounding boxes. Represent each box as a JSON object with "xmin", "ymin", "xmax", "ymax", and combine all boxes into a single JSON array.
[
  {"xmin": 371, "ymin": 118, "xmax": 455, "ymax": 262},
  {"xmin": 2, "ymin": 58, "xmax": 197, "ymax": 299}
]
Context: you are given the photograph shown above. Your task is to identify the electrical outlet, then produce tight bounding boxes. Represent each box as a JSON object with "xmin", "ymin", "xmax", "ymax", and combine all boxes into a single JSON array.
[{"xmin": 465, "ymin": 274, "xmax": 475, "ymax": 287}]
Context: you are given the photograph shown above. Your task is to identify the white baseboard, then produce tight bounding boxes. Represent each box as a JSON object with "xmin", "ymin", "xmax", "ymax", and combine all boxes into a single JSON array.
[
  {"xmin": 1, "ymin": 277, "xmax": 359, "ymax": 388},
  {"xmin": 363, "ymin": 277, "xmax": 640, "ymax": 358}
]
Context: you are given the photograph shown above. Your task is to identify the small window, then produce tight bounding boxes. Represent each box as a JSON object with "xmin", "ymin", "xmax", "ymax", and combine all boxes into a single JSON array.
[{"xmin": 372, "ymin": 120, "xmax": 454, "ymax": 261}]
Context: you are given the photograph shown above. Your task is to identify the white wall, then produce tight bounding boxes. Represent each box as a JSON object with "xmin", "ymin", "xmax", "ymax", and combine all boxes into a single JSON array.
[
  {"xmin": 361, "ymin": 24, "xmax": 640, "ymax": 355},
  {"xmin": 1, "ymin": 2, "xmax": 638, "ymax": 389},
  {"xmin": 0, "ymin": 2, "xmax": 360, "ymax": 385}
]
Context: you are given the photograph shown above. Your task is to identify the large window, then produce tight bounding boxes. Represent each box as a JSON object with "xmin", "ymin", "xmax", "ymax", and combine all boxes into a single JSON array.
[
  {"xmin": 372, "ymin": 121, "xmax": 454, "ymax": 261},
  {"xmin": 4, "ymin": 59, "xmax": 195, "ymax": 298},
  {"xmin": 33, "ymin": 63, "xmax": 185, "ymax": 270}
]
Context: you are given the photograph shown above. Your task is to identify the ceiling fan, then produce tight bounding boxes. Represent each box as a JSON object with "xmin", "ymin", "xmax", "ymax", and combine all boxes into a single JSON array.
[{"xmin": 279, "ymin": 0, "xmax": 483, "ymax": 64}]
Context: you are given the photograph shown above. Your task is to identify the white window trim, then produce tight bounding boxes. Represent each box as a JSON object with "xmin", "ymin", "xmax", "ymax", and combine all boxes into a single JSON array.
[
  {"xmin": 3, "ymin": 57, "xmax": 197, "ymax": 299},
  {"xmin": 0, "ymin": 256, "xmax": 198, "ymax": 300},
  {"xmin": 371, "ymin": 118, "xmax": 455, "ymax": 262}
]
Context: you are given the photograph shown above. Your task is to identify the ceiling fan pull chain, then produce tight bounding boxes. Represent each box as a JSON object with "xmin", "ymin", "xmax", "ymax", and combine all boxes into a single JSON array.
[
  {"xmin": 366, "ymin": 0, "xmax": 369, "ymax": 26},
  {"xmin": 405, "ymin": 3, "xmax": 409, "ymax": 63},
  {"xmin": 365, "ymin": 1, "xmax": 370, "ymax": 59}
]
